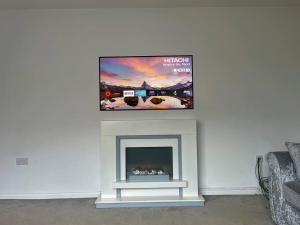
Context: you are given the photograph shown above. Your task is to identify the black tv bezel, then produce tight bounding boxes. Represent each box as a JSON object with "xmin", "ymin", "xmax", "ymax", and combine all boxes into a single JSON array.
[{"xmin": 99, "ymin": 55, "xmax": 194, "ymax": 111}]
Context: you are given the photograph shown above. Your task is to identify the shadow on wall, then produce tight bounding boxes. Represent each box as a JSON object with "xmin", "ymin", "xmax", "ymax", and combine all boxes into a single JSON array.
[{"xmin": 196, "ymin": 120, "xmax": 204, "ymax": 193}]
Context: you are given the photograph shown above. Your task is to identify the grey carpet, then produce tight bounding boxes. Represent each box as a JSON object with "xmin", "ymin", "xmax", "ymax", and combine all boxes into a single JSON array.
[{"xmin": 0, "ymin": 195, "xmax": 274, "ymax": 225}]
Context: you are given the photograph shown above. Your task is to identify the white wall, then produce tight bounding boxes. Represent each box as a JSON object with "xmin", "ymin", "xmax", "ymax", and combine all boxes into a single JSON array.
[{"xmin": 0, "ymin": 7, "xmax": 300, "ymax": 198}]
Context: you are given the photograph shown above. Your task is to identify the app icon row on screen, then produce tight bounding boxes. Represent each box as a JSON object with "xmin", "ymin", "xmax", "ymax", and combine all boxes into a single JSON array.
[
  {"xmin": 123, "ymin": 90, "xmax": 153, "ymax": 97},
  {"xmin": 123, "ymin": 90, "xmax": 161, "ymax": 97},
  {"xmin": 122, "ymin": 89, "xmax": 192, "ymax": 97}
]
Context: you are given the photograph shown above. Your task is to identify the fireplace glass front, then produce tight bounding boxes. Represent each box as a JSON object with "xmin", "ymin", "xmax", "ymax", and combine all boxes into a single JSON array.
[{"xmin": 126, "ymin": 147, "xmax": 173, "ymax": 182}]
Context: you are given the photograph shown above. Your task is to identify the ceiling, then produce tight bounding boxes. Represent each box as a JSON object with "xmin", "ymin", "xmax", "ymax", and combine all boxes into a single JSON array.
[{"xmin": 0, "ymin": 0, "xmax": 299, "ymax": 9}]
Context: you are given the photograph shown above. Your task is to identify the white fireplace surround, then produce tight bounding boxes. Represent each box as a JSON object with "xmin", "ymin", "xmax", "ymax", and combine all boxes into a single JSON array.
[{"xmin": 95, "ymin": 119, "xmax": 205, "ymax": 208}]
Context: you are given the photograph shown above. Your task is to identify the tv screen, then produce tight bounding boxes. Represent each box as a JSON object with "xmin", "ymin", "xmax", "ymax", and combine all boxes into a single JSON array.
[{"xmin": 99, "ymin": 55, "xmax": 193, "ymax": 111}]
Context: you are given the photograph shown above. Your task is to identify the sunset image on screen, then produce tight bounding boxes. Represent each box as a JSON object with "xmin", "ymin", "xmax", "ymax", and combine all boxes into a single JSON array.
[{"xmin": 99, "ymin": 55, "xmax": 193, "ymax": 111}]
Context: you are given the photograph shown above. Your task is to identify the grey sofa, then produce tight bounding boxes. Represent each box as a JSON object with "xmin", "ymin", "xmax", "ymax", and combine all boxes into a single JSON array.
[{"xmin": 267, "ymin": 151, "xmax": 300, "ymax": 225}]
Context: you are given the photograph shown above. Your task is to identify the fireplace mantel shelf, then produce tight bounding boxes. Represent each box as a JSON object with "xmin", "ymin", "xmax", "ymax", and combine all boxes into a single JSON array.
[{"xmin": 112, "ymin": 180, "xmax": 188, "ymax": 189}]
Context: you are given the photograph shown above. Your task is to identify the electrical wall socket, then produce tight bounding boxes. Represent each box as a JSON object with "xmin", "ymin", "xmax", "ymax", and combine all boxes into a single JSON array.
[{"xmin": 16, "ymin": 158, "xmax": 28, "ymax": 166}]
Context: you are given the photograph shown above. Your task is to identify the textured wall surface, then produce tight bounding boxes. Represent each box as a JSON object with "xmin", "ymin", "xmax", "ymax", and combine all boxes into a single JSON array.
[{"xmin": 0, "ymin": 7, "xmax": 300, "ymax": 197}]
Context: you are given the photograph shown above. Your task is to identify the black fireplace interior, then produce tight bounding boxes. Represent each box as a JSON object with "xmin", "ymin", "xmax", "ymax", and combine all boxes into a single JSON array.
[{"xmin": 126, "ymin": 146, "xmax": 173, "ymax": 181}]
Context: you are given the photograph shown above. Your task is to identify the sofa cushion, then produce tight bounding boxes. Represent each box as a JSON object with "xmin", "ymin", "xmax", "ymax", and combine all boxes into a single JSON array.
[
  {"xmin": 285, "ymin": 142, "xmax": 300, "ymax": 180},
  {"xmin": 283, "ymin": 181, "xmax": 300, "ymax": 210}
]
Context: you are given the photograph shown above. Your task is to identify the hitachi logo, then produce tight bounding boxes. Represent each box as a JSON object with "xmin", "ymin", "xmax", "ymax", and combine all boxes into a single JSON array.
[{"xmin": 164, "ymin": 57, "xmax": 190, "ymax": 63}]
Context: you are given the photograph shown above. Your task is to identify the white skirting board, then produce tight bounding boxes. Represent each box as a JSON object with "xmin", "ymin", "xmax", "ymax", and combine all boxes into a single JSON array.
[
  {"xmin": 0, "ymin": 187, "xmax": 260, "ymax": 199},
  {"xmin": 0, "ymin": 192, "xmax": 99, "ymax": 199},
  {"xmin": 200, "ymin": 187, "xmax": 260, "ymax": 195}
]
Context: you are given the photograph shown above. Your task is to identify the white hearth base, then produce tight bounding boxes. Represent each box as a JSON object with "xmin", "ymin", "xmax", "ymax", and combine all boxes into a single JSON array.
[{"xmin": 95, "ymin": 195, "xmax": 205, "ymax": 208}]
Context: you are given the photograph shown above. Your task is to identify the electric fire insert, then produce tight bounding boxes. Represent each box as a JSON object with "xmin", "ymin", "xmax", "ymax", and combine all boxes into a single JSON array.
[{"xmin": 126, "ymin": 146, "xmax": 173, "ymax": 182}]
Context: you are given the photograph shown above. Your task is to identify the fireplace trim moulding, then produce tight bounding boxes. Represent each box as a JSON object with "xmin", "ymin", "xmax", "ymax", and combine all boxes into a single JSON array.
[{"xmin": 112, "ymin": 180, "xmax": 188, "ymax": 189}]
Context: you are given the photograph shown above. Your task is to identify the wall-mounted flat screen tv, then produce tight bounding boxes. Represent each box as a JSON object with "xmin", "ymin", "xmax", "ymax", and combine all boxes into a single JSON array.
[{"xmin": 99, "ymin": 55, "xmax": 193, "ymax": 111}]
